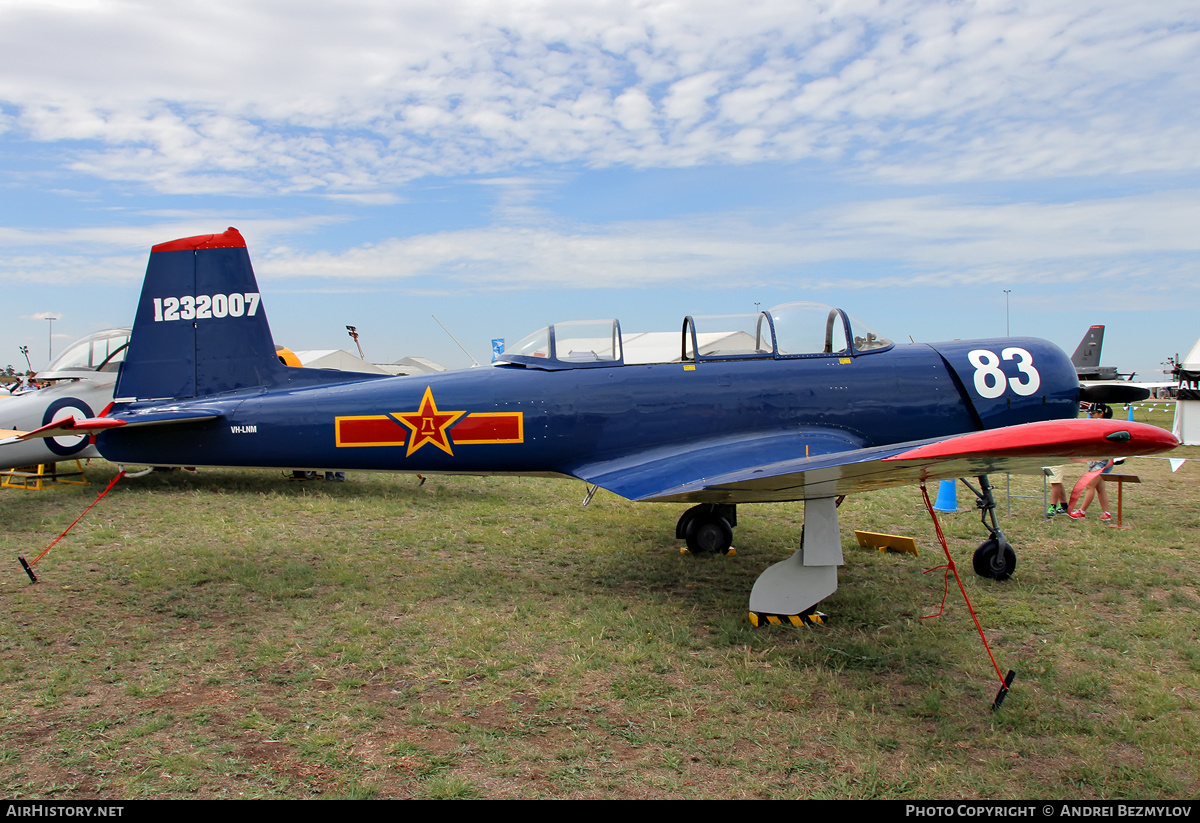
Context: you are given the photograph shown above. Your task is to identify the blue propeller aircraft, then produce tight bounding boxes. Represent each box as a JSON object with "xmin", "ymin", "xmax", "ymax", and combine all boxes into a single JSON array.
[{"xmin": 5, "ymin": 228, "xmax": 1178, "ymax": 623}]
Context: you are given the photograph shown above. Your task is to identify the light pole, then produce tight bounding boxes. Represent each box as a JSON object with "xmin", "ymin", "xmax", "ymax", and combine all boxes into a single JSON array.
[
  {"xmin": 45, "ymin": 315, "xmax": 60, "ymax": 364},
  {"xmin": 1003, "ymin": 290, "xmax": 1011, "ymax": 336}
]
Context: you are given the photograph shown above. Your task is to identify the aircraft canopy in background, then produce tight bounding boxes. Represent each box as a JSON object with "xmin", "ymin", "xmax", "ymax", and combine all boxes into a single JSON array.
[{"xmin": 38, "ymin": 328, "xmax": 131, "ymax": 380}]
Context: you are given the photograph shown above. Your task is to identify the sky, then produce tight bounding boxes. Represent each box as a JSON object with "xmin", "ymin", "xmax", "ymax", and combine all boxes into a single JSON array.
[{"xmin": 2, "ymin": 0, "xmax": 1198, "ymax": 377}]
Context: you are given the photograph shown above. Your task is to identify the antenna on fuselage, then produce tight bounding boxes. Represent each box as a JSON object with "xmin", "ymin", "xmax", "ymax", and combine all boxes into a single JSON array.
[{"xmin": 432, "ymin": 315, "xmax": 482, "ymax": 368}]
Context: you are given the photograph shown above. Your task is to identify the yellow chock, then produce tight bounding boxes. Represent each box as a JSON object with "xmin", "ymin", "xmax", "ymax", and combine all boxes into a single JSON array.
[
  {"xmin": 854, "ymin": 529, "xmax": 918, "ymax": 555},
  {"xmin": 749, "ymin": 610, "xmax": 827, "ymax": 627}
]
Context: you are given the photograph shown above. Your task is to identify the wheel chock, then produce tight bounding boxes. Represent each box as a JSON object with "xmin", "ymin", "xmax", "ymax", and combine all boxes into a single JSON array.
[
  {"xmin": 749, "ymin": 610, "xmax": 826, "ymax": 627},
  {"xmin": 854, "ymin": 530, "xmax": 918, "ymax": 555}
]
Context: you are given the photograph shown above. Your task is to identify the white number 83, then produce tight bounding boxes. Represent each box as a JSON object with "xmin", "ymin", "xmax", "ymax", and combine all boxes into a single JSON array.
[{"xmin": 967, "ymin": 348, "xmax": 1041, "ymax": 399}]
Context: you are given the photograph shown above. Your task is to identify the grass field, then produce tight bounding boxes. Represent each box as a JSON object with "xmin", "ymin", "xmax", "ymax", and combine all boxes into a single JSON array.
[{"xmin": 1, "ymin": 410, "xmax": 1197, "ymax": 799}]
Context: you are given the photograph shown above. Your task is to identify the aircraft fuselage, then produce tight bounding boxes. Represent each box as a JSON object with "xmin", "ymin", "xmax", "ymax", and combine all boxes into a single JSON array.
[{"xmin": 98, "ymin": 335, "xmax": 1079, "ymax": 497}]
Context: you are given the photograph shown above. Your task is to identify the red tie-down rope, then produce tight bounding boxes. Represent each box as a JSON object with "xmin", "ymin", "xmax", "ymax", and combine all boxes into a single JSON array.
[
  {"xmin": 918, "ymin": 482, "xmax": 1016, "ymax": 710},
  {"xmin": 18, "ymin": 469, "xmax": 127, "ymax": 583}
]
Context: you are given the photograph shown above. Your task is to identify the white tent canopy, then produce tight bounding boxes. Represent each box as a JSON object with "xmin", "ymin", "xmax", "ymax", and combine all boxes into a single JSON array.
[
  {"xmin": 1172, "ymin": 335, "xmax": 1200, "ymax": 445},
  {"xmin": 290, "ymin": 350, "xmax": 448, "ymax": 376}
]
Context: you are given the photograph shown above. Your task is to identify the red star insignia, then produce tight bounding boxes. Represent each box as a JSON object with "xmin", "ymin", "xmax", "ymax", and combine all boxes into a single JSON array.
[{"xmin": 392, "ymin": 387, "xmax": 465, "ymax": 457}]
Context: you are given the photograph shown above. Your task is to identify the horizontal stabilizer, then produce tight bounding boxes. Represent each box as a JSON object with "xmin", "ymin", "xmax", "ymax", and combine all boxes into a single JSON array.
[
  {"xmin": 108, "ymin": 408, "xmax": 224, "ymax": 427},
  {"xmin": 1, "ymin": 407, "xmax": 229, "ymax": 447},
  {"xmin": 0, "ymin": 416, "xmax": 126, "ymax": 444}
]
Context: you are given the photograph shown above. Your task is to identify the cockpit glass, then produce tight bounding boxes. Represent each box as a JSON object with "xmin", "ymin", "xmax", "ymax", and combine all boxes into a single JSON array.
[
  {"xmin": 769, "ymin": 303, "xmax": 848, "ymax": 355},
  {"xmin": 845, "ymin": 312, "xmax": 892, "ymax": 351},
  {"xmin": 505, "ymin": 326, "xmax": 551, "ymax": 359},
  {"xmin": 44, "ymin": 329, "xmax": 132, "ymax": 373},
  {"xmin": 688, "ymin": 313, "xmax": 773, "ymax": 358},
  {"xmin": 500, "ymin": 303, "xmax": 890, "ymax": 370},
  {"xmin": 552, "ymin": 320, "xmax": 621, "ymax": 362},
  {"xmin": 768, "ymin": 302, "xmax": 891, "ymax": 356}
]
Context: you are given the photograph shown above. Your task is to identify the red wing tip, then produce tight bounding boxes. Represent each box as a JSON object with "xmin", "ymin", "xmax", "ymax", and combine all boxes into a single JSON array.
[
  {"xmin": 888, "ymin": 419, "xmax": 1179, "ymax": 461},
  {"xmin": 152, "ymin": 227, "xmax": 246, "ymax": 253}
]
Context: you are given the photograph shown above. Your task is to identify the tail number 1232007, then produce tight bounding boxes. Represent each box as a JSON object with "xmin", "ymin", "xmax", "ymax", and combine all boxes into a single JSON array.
[{"xmin": 153, "ymin": 293, "xmax": 261, "ymax": 322}]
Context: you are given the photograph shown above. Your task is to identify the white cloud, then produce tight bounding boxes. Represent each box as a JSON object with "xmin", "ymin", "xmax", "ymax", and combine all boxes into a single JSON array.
[
  {"xmin": 5, "ymin": 185, "xmax": 1199, "ymax": 296},
  {"xmin": 1, "ymin": 1, "xmax": 1198, "ymax": 195},
  {"xmin": 0, "ymin": 213, "xmax": 348, "ymax": 259},
  {"xmin": 203, "ymin": 189, "xmax": 1200, "ymax": 299}
]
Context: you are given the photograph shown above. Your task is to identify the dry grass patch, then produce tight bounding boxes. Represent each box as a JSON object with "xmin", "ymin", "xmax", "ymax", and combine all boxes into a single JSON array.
[{"xmin": 1, "ymin": 444, "xmax": 1197, "ymax": 798}]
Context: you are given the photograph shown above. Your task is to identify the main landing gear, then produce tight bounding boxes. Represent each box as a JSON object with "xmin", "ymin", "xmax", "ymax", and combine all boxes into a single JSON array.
[
  {"xmin": 675, "ymin": 499, "xmax": 844, "ymax": 625},
  {"xmin": 675, "ymin": 477, "xmax": 1015, "ymax": 630},
  {"xmin": 675, "ymin": 504, "xmax": 737, "ymax": 555},
  {"xmin": 960, "ymin": 475, "xmax": 1017, "ymax": 581}
]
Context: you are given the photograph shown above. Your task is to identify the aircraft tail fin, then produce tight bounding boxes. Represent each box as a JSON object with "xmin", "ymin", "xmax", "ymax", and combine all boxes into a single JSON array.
[
  {"xmin": 1071, "ymin": 325, "xmax": 1104, "ymax": 369},
  {"xmin": 115, "ymin": 228, "xmax": 286, "ymax": 401}
]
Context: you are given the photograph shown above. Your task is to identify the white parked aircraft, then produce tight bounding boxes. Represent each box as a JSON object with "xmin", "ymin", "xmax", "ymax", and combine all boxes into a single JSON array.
[{"xmin": 0, "ymin": 328, "xmax": 130, "ymax": 471}]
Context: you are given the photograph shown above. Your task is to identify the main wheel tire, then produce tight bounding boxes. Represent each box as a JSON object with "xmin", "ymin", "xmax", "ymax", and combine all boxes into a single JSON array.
[
  {"xmin": 685, "ymin": 515, "xmax": 733, "ymax": 555},
  {"xmin": 675, "ymin": 505, "xmax": 702, "ymax": 540},
  {"xmin": 973, "ymin": 538, "xmax": 1016, "ymax": 580}
]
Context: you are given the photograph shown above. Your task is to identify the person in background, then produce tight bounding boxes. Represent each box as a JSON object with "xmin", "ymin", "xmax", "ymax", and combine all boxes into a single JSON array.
[
  {"xmin": 1068, "ymin": 404, "xmax": 1114, "ymax": 522},
  {"xmin": 1045, "ymin": 465, "xmax": 1069, "ymax": 517}
]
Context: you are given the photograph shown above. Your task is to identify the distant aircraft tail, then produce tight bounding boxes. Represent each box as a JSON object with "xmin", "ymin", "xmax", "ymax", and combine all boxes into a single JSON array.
[
  {"xmin": 1071, "ymin": 325, "xmax": 1104, "ymax": 369},
  {"xmin": 114, "ymin": 228, "xmax": 286, "ymax": 402}
]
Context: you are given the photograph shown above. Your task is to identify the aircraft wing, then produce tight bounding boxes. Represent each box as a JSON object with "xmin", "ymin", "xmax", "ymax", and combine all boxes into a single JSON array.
[
  {"xmin": 575, "ymin": 419, "xmax": 1178, "ymax": 504},
  {"xmin": 571, "ymin": 427, "xmax": 869, "ymax": 501}
]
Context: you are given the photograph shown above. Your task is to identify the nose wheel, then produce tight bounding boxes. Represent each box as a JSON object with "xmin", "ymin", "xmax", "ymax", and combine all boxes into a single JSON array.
[
  {"xmin": 972, "ymin": 537, "xmax": 1016, "ymax": 580},
  {"xmin": 962, "ymin": 475, "xmax": 1017, "ymax": 581}
]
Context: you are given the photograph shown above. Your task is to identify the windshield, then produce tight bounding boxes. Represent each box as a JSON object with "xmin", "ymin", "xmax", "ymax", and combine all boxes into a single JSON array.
[
  {"xmin": 845, "ymin": 311, "xmax": 891, "ymax": 351},
  {"xmin": 505, "ymin": 326, "xmax": 551, "ymax": 360},
  {"xmin": 498, "ymin": 320, "xmax": 623, "ymax": 369}
]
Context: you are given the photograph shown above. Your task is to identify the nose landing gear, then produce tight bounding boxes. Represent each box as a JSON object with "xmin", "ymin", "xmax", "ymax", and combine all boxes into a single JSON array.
[{"xmin": 960, "ymin": 475, "xmax": 1016, "ymax": 581}]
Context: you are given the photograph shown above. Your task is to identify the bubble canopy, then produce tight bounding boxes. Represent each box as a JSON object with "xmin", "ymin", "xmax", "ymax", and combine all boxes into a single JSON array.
[
  {"xmin": 497, "ymin": 303, "xmax": 891, "ymax": 370},
  {"xmin": 39, "ymin": 328, "xmax": 132, "ymax": 379}
]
